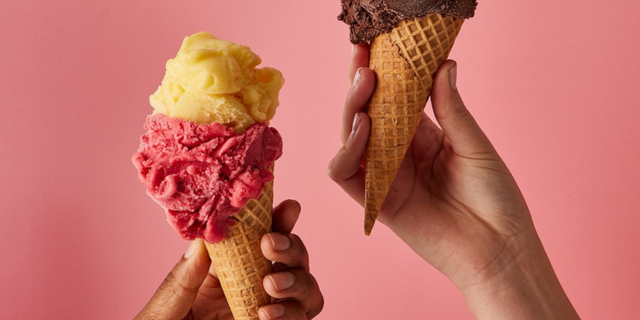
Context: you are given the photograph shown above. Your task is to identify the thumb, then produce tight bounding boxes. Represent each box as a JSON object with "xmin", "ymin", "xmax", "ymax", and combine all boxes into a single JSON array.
[
  {"xmin": 431, "ymin": 60, "xmax": 495, "ymax": 157},
  {"xmin": 135, "ymin": 239, "xmax": 211, "ymax": 320}
]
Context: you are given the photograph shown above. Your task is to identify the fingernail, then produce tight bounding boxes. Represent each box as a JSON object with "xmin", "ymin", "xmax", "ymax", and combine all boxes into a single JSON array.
[
  {"xmin": 260, "ymin": 304, "xmax": 285, "ymax": 319},
  {"xmin": 351, "ymin": 113, "xmax": 361, "ymax": 136},
  {"xmin": 269, "ymin": 272, "xmax": 295, "ymax": 291},
  {"xmin": 449, "ymin": 65, "xmax": 457, "ymax": 91},
  {"xmin": 184, "ymin": 240, "xmax": 197, "ymax": 259},
  {"xmin": 353, "ymin": 68, "xmax": 362, "ymax": 87},
  {"xmin": 259, "ymin": 308, "xmax": 271, "ymax": 320},
  {"xmin": 267, "ymin": 233, "xmax": 291, "ymax": 251}
]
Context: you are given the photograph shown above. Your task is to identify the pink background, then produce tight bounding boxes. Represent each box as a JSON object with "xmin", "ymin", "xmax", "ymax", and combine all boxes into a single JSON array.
[{"xmin": 1, "ymin": 0, "xmax": 639, "ymax": 319}]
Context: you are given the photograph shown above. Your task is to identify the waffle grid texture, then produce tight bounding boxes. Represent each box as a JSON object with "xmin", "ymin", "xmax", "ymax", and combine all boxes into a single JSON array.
[
  {"xmin": 205, "ymin": 179, "xmax": 274, "ymax": 320},
  {"xmin": 365, "ymin": 13, "xmax": 463, "ymax": 235}
]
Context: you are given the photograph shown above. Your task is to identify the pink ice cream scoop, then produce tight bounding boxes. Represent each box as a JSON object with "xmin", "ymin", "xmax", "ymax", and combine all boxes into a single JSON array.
[{"xmin": 132, "ymin": 114, "xmax": 283, "ymax": 243}]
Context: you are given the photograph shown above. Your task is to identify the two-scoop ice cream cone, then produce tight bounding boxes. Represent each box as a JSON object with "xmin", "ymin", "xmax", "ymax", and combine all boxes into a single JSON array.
[
  {"xmin": 339, "ymin": 0, "xmax": 477, "ymax": 234},
  {"xmin": 134, "ymin": 2, "xmax": 478, "ymax": 316},
  {"xmin": 133, "ymin": 32, "xmax": 284, "ymax": 320}
]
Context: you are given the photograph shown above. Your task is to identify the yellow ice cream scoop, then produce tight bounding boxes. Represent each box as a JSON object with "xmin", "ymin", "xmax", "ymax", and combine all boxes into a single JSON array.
[{"xmin": 150, "ymin": 32, "xmax": 284, "ymax": 132}]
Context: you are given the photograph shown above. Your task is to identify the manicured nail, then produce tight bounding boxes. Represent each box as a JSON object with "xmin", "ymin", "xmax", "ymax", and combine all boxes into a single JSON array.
[
  {"xmin": 260, "ymin": 304, "xmax": 285, "ymax": 319},
  {"xmin": 449, "ymin": 65, "xmax": 457, "ymax": 91},
  {"xmin": 351, "ymin": 113, "xmax": 361, "ymax": 136},
  {"xmin": 267, "ymin": 233, "xmax": 291, "ymax": 251},
  {"xmin": 269, "ymin": 272, "xmax": 295, "ymax": 291},
  {"xmin": 184, "ymin": 240, "xmax": 197, "ymax": 259},
  {"xmin": 353, "ymin": 68, "xmax": 362, "ymax": 87}
]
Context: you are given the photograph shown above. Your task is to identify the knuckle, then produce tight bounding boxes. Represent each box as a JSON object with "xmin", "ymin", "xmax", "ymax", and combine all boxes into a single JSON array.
[
  {"xmin": 288, "ymin": 233, "xmax": 303, "ymax": 246},
  {"xmin": 309, "ymin": 295, "xmax": 325, "ymax": 319},
  {"xmin": 163, "ymin": 268, "xmax": 198, "ymax": 298},
  {"xmin": 453, "ymin": 102, "xmax": 470, "ymax": 119},
  {"xmin": 327, "ymin": 148, "xmax": 353, "ymax": 182},
  {"xmin": 138, "ymin": 309, "xmax": 163, "ymax": 320},
  {"xmin": 284, "ymin": 302, "xmax": 309, "ymax": 320},
  {"xmin": 159, "ymin": 270, "xmax": 179, "ymax": 297},
  {"xmin": 327, "ymin": 157, "xmax": 341, "ymax": 181},
  {"xmin": 289, "ymin": 234, "xmax": 309, "ymax": 261}
]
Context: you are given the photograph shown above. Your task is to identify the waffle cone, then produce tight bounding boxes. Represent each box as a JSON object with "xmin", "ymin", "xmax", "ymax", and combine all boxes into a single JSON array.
[
  {"xmin": 204, "ymin": 179, "xmax": 274, "ymax": 320},
  {"xmin": 365, "ymin": 13, "xmax": 463, "ymax": 235}
]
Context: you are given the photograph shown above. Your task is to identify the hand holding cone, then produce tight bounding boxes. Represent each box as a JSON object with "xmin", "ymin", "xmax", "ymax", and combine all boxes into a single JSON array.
[{"xmin": 133, "ymin": 32, "xmax": 286, "ymax": 320}]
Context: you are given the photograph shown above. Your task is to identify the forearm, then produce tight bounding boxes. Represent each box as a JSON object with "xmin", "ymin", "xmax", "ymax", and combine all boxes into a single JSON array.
[{"xmin": 461, "ymin": 239, "xmax": 580, "ymax": 320}]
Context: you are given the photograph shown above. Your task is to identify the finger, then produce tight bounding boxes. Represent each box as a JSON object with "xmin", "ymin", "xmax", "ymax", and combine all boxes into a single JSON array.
[
  {"xmin": 262, "ymin": 232, "xmax": 310, "ymax": 271},
  {"xmin": 263, "ymin": 270, "xmax": 324, "ymax": 319},
  {"xmin": 410, "ymin": 113, "xmax": 444, "ymax": 166},
  {"xmin": 259, "ymin": 300, "xmax": 314, "ymax": 320},
  {"xmin": 135, "ymin": 240, "xmax": 211, "ymax": 320},
  {"xmin": 272, "ymin": 200, "xmax": 301, "ymax": 234},
  {"xmin": 349, "ymin": 44, "xmax": 370, "ymax": 84},
  {"xmin": 430, "ymin": 60, "xmax": 496, "ymax": 157},
  {"xmin": 328, "ymin": 112, "xmax": 370, "ymax": 206},
  {"xmin": 410, "ymin": 112, "xmax": 444, "ymax": 156},
  {"xmin": 342, "ymin": 67, "xmax": 375, "ymax": 144},
  {"xmin": 192, "ymin": 262, "xmax": 228, "ymax": 311}
]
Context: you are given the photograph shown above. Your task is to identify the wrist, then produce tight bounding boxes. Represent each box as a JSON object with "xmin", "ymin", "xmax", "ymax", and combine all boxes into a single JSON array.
[{"xmin": 459, "ymin": 237, "xmax": 580, "ymax": 320}]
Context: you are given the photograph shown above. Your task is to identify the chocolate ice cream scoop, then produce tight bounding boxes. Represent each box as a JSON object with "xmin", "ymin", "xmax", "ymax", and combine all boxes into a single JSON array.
[{"xmin": 339, "ymin": 0, "xmax": 477, "ymax": 44}]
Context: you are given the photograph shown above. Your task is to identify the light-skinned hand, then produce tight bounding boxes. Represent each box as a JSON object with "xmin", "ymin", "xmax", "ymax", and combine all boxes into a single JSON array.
[{"xmin": 328, "ymin": 44, "xmax": 580, "ymax": 320}]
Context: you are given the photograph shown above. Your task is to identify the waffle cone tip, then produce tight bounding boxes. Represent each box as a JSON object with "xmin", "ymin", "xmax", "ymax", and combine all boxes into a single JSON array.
[{"xmin": 364, "ymin": 213, "xmax": 376, "ymax": 236}]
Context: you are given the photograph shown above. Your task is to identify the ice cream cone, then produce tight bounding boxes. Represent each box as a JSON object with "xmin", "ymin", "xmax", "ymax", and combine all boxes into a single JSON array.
[
  {"xmin": 365, "ymin": 13, "xmax": 463, "ymax": 235},
  {"xmin": 204, "ymin": 178, "xmax": 274, "ymax": 320}
]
